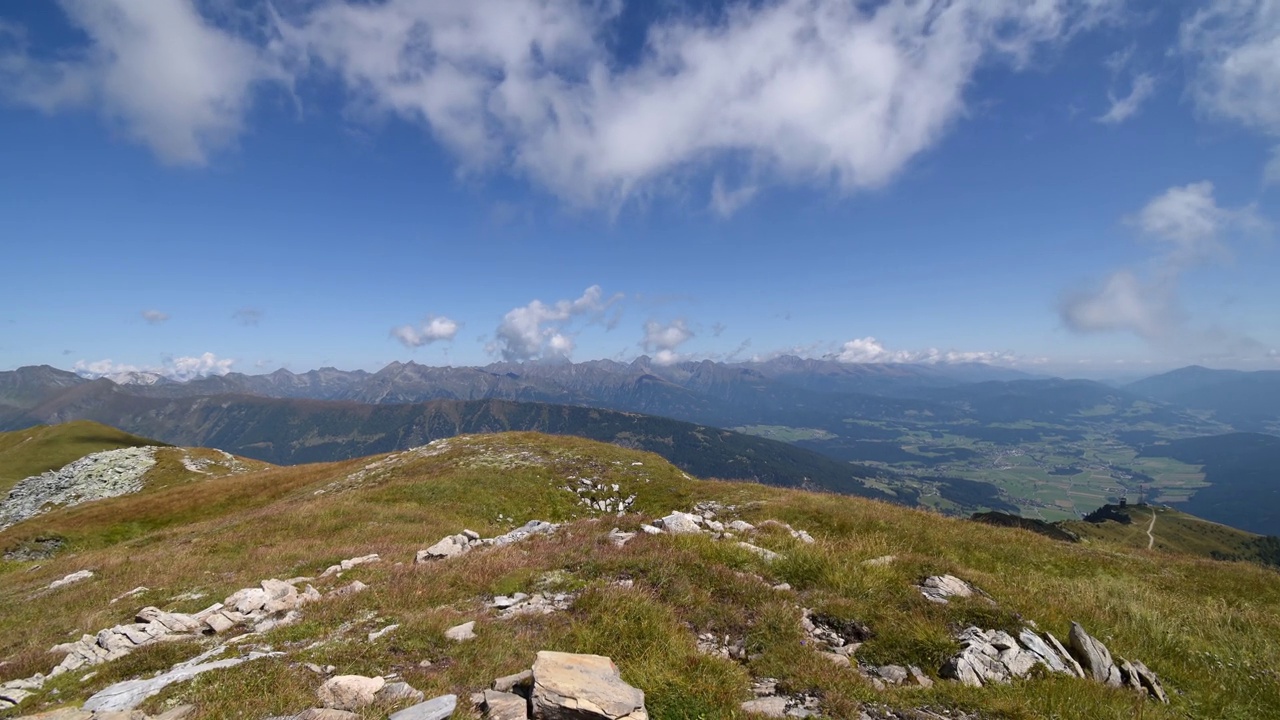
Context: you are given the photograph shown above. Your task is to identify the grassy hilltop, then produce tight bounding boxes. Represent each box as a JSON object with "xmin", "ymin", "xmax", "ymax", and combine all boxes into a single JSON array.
[
  {"xmin": 1, "ymin": 432, "xmax": 1278, "ymax": 719},
  {"xmin": 0, "ymin": 421, "xmax": 163, "ymax": 495}
]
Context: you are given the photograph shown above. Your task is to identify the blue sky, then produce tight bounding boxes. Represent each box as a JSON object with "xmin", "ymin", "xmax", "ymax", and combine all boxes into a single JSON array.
[{"xmin": 1, "ymin": 0, "xmax": 1277, "ymax": 380}]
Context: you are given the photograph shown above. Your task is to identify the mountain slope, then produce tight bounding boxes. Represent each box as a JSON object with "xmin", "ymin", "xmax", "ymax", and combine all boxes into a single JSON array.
[
  {"xmin": 0, "ymin": 420, "xmax": 163, "ymax": 495},
  {"xmin": 1138, "ymin": 433, "xmax": 1280, "ymax": 535},
  {"xmin": 1061, "ymin": 503, "xmax": 1280, "ymax": 566},
  {"xmin": 2, "ymin": 392, "xmax": 913, "ymax": 506},
  {"xmin": 1127, "ymin": 366, "xmax": 1280, "ymax": 431},
  {"xmin": 1, "ymin": 432, "xmax": 1277, "ymax": 719}
]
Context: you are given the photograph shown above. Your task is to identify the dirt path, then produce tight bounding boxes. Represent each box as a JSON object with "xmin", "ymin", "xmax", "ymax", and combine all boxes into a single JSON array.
[{"xmin": 1146, "ymin": 507, "xmax": 1156, "ymax": 549}]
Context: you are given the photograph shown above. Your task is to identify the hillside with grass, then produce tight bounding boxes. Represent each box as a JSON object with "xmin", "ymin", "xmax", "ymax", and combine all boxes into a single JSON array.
[
  {"xmin": 1061, "ymin": 503, "xmax": 1280, "ymax": 567},
  {"xmin": 0, "ymin": 421, "xmax": 165, "ymax": 495},
  {"xmin": 2, "ymin": 432, "xmax": 1279, "ymax": 720}
]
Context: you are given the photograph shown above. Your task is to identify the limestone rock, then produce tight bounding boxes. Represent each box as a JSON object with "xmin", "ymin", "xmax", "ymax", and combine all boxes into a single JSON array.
[
  {"xmin": 916, "ymin": 575, "xmax": 975, "ymax": 604},
  {"xmin": 1128, "ymin": 659, "xmax": 1169, "ymax": 703},
  {"xmin": 295, "ymin": 710, "xmax": 362, "ymax": 720},
  {"xmin": 741, "ymin": 696, "xmax": 788, "ymax": 717},
  {"xmin": 84, "ymin": 650, "xmax": 276, "ymax": 712},
  {"xmin": 655, "ymin": 512, "xmax": 703, "ymax": 535},
  {"xmin": 532, "ymin": 650, "xmax": 648, "ymax": 720},
  {"xmin": 493, "ymin": 669, "xmax": 534, "ymax": 694},
  {"xmin": 376, "ymin": 681, "xmax": 426, "ymax": 705},
  {"xmin": 445, "ymin": 621, "xmax": 477, "ymax": 641},
  {"xmin": 483, "ymin": 689, "xmax": 529, "ymax": 720},
  {"xmin": 1017, "ymin": 629, "xmax": 1074, "ymax": 676},
  {"xmin": 419, "ymin": 534, "xmax": 471, "ymax": 561},
  {"xmin": 388, "ymin": 694, "xmax": 458, "ymax": 720},
  {"xmin": 727, "ymin": 520, "xmax": 755, "ymax": 533},
  {"xmin": 46, "ymin": 570, "xmax": 95, "ymax": 591},
  {"xmin": 1067, "ymin": 622, "xmax": 1123, "ymax": 688},
  {"xmin": 317, "ymin": 675, "xmax": 386, "ymax": 711},
  {"xmin": 1043, "ymin": 631, "xmax": 1085, "ymax": 677},
  {"xmin": 737, "ymin": 542, "xmax": 781, "ymax": 562}
]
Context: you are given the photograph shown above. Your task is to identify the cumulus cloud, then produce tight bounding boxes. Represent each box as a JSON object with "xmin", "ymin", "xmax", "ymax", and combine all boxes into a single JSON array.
[
  {"xmin": 491, "ymin": 286, "xmax": 621, "ymax": 361},
  {"xmin": 1181, "ymin": 0, "xmax": 1280, "ymax": 136},
  {"xmin": 1098, "ymin": 72, "xmax": 1156, "ymax": 124},
  {"xmin": 2, "ymin": 0, "xmax": 1124, "ymax": 207},
  {"xmin": 73, "ymin": 351, "xmax": 235, "ymax": 382},
  {"xmin": 141, "ymin": 309, "xmax": 170, "ymax": 325},
  {"xmin": 0, "ymin": 0, "xmax": 283, "ymax": 164},
  {"xmin": 232, "ymin": 307, "xmax": 263, "ymax": 326},
  {"xmin": 829, "ymin": 337, "xmax": 1017, "ymax": 364},
  {"xmin": 642, "ymin": 319, "xmax": 694, "ymax": 366},
  {"xmin": 277, "ymin": 0, "xmax": 1114, "ymax": 209},
  {"xmin": 1060, "ymin": 181, "xmax": 1268, "ymax": 341},
  {"xmin": 391, "ymin": 315, "xmax": 460, "ymax": 348}
]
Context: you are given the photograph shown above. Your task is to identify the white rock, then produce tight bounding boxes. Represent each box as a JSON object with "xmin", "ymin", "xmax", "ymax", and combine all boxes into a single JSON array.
[
  {"xmin": 318, "ymin": 675, "xmax": 387, "ymax": 711},
  {"xmin": 444, "ymin": 621, "xmax": 477, "ymax": 642}
]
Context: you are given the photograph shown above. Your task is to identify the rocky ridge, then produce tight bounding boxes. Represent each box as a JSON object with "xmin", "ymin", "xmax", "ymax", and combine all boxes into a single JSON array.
[{"xmin": 0, "ymin": 448, "xmax": 159, "ymax": 531}]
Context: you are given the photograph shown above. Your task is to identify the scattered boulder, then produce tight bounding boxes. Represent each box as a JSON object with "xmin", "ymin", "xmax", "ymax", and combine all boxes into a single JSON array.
[
  {"xmin": 45, "ymin": 570, "xmax": 95, "ymax": 591},
  {"xmin": 483, "ymin": 689, "xmax": 529, "ymax": 720},
  {"xmin": 317, "ymin": 675, "xmax": 386, "ymax": 711},
  {"xmin": 737, "ymin": 542, "xmax": 781, "ymax": 562},
  {"xmin": 295, "ymin": 710, "xmax": 362, "ymax": 720},
  {"xmin": 532, "ymin": 651, "xmax": 648, "ymax": 720},
  {"xmin": 916, "ymin": 575, "xmax": 976, "ymax": 604},
  {"xmin": 388, "ymin": 694, "xmax": 457, "ymax": 720},
  {"xmin": 445, "ymin": 621, "xmax": 477, "ymax": 641},
  {"xmin": 742, "ymin": 678, "xmax": 820, "ymax": 718},
  {"xmin": 696, "ymin": 632, "xmax": 749, "ymax": 661},
  {"xmin": 320, "ymin": 554, "xmax": 380, "ymax": 578},
  {"xmin": 377, "ymin": 681, "xmax": 426, "ymax": 705},
  {"xmin": 655, "ymin": 511, "xmax": 703, "ymax": 535},
  {"xmin": 490, "ymin": 592, "xmax": 574, "ymax": 618}
]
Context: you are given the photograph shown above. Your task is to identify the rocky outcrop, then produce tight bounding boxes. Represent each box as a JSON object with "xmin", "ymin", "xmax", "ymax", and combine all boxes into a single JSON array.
[
  {"xmin": 916, "ymin": 575, "xmax": 977, "ymax": 604},
  {"xmin": 740, "ymin": 678, "xmax": 820, "ymax": 718},
  {"xmin": 565, "ymin": 478, "xmax": 636, "ymax": 516},
  {"xmin": 319, "ymin": 553, "xmax": 380, "ymax": 578},
  {"xmin": 1066, "ymin": 622, "xmax": 1122, "ymax": 687},
  {"xmin": 939, "ymin": 623, "xmax": 1167, "ymax": 703},
  {"xmin": 1064, "ymin": 623, "xmax": 1166, "ymax": 702},
  {"xmin": 83, "ymin": 646, "xmax": 281, "ymax": 712},
  {"xmin": 416, "ymin": 521, "xmax": 559, "ymax": 563},
  {"xmin": 0, "ymin": 447, "xmax": 158, "ymax": 531},
  {"xmin": 532, "ymin": 651, "xmax": 648, "ymax": 720}
]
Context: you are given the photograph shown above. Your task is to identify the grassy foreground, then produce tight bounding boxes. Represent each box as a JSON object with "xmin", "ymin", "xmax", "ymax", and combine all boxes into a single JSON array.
[{"xmin": 1, "ymin": 432, "xmax": 1278, "ymax": 719}]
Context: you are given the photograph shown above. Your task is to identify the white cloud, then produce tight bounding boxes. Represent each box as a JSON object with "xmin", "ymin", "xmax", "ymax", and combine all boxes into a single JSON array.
[
  {"xmin": 277, "ymin": 0, "xmax": 1115, "ymax": 210},
  {"xmin": 73, "ymin": 351, "xmax": 235, "ymax": 382},
  {"xmin": 0, "ymin": 0, "xmax": 282, "ymax": 164},
  {"xmin": 1059, "ymin": 270, "xmax": 1177, "ymax": 340},
  {"xmin": 391, "ymin": 315, "xmax": 459, "ymax": 348},
  {"xmin": 828, "ymin": 337, "xmax": 1017, "ymax": 365},
  {"xmin": 642, "ymin": 319, "xmax": 694, "ymax": 366},
  {"xmin": 141, "ymin": 309, "xmax": 170, "ymax": 325},
  {"xmin": 1181, "ymin": 0, "xmax": 1280, "ymax": 136},
  {"xmin": 1060, "ymin": 181, "xmax": 1268, "ymax": 341},
  {"xmin": 1134, "ymin": 181, "xmax": 1264, "ymax": 264},
  {"xmin": 491, "ymin": 286, "xmax": 621, "ymax": 361},
  {"xmin": 1098, "ymin": 72, "xmax": 1155, "ymax": 124}
]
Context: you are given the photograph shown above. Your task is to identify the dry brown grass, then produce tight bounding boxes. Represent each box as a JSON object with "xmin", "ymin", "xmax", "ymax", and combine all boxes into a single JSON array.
[{"xmin": 2, "ymin": 432, "xmax": 1278, "ymax": 719}]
